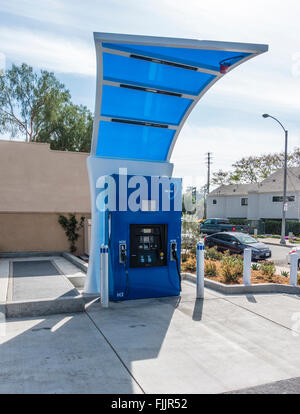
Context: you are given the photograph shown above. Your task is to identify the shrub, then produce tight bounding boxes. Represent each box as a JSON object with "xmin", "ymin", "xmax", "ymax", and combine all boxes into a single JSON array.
[
  {"xmin": 260, "ymin": 262, "xmax": 276, "ymax": 282},
  {"xmin": 281, "ymin": 270, "xmax": 289, "ymax": 277},
  {"xmin": 260, "ymin": 262, "xmax": 276, "ymax": 276},
  {"xmin": 229, "ymin": 218, "xmax": 248, "ymax": 225},
  {"xmin": 58, "ymin": 214, "xmax": 85, "ymax": 253},
  {"xmin": 205, "ymin": 247, "xmax": 223, "ymax": 261},
  {"xmin": 252, "ymin": 263, "xmax": 260, "ymax": 271},
  {"xmin": 205, "ymin": 261, "xmax": 217, "ymax": 276},
  {"xmin": 181, "ymin": 254, "xmax": 196, "ymax": 273},
  {"xmin": 220, "ymin": 255, "xmax": 242, "ymax": 284},
  {"xmin": 264, "ymin": 220, "xmax": 300, "ymax": 237}
]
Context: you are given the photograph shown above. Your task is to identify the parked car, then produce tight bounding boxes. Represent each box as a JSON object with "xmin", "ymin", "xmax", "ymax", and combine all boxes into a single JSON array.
[
  {"xmin": 286, "ymin": 247, "xmax": 300, "ymax": 267},
  {"xmin": 204, "ymin": 232, "xmax": 272, "ymax": 261},
  {"xmin": 200, "ymin": 218, "xmax": 249, "ymax": 235}
]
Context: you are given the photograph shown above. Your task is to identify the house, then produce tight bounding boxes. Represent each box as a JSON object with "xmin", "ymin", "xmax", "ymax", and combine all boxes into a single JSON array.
[
  {"xmin": 0, "ymin": 140, "xmax": 91, "ymax": 254},
  {"xmin": 207, "ymin": 167, "xmax": 300, "ymax": 222}
]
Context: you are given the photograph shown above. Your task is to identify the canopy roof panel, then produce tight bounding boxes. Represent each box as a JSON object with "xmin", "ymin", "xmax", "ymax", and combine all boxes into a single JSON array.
[{"xmin": 92, "ymin": 33, "xmax": 268, "ymax": 162}]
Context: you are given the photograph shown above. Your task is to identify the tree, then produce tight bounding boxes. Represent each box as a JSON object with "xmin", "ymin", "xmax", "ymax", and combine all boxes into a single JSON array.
[
  {"xmin": 37, "ymin": 103, "xmax": 93, "ymax": 152},
  {"xmin": 0, "ymin": 63, "xmax": 70, "ymax": 142},
  {"xmin": 0, "ymin": 62, "xmax": 93, "ymax": 152},
  {"xmin": 212, "ymin": 148, "xmax": 300, "ymax": 186},
  {"xmin": 211, "ymin": 170, "xmax": 231, "ymax": 186}
]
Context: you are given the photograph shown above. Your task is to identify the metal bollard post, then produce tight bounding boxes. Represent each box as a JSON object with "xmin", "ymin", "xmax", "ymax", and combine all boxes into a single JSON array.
[
  {"xmin": 100, "ymin": 244, "xmax": 109, "ymax": 308},
  {"xmin": 100, "ymin": 244, "xmax": 104, "ymax": 301},
  {"xmin": 243, "ymin": 248, "xmax": 252, "ymax": 286},
  {"xmin": 196, "ymin": 241, "xmax": 205, "ymax": 299},
  {"xmin": 290, "ymin": 252, "xmax": 298, "ymax": 287}
]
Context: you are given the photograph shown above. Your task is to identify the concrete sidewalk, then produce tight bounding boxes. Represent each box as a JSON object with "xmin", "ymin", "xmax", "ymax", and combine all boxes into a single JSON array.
[
  {"xmin": 258, "ymin": 237, "xmax": 300, "ymax": 248},
  {"xmin": 1, "ymin": 281, "xmax": 300, "ymax": 393}
]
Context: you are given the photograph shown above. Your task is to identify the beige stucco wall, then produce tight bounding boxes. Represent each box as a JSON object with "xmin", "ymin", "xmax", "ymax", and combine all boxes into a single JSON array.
[
  {"xmin": 0, "ymin": 140, "xmax": 90, "ymax": 213},
  {"xmin": 0, "ymin": 212, "xmax": 90, "ymax": 254},
  {"xmin": 0, "ymin": 140, "xmax": 91, "ymax": 253}
]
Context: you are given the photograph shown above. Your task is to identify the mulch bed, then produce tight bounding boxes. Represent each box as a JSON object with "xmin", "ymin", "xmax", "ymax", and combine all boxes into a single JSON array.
[{"xmin": 181, "ymin": 256, "xmax": 290, "ymax": 285}]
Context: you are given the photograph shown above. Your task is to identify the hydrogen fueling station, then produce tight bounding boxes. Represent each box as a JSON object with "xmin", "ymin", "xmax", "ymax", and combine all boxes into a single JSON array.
[{"xmin": 84, "ymin": 32, "xmax": 268, "ymax": 302}]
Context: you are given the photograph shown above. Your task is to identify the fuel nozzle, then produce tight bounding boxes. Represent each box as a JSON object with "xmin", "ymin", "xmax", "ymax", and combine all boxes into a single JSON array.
[
  {"xmin": 170, "ymin": 240, "xmax": 181, "ymax": 291},
  {"xmin": 170, "ymin": 241, "xmax": 177, "ymax": 261},
  {"xmin": 119, "ymin": 242, "xmax": 127, "ymax": 264}
]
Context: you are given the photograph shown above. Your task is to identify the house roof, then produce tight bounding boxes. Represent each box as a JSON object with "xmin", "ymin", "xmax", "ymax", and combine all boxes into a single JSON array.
[
  {"xmin": 208, "ymin": 167, "xmax": 300, "ymax": 197},
  {"xmin": 208, "ymin": 183, "xmax": 259, "ymax": 197},
  {"xmin": 257, "ymin": 167, "xmax": 300, "ymax": 193}
]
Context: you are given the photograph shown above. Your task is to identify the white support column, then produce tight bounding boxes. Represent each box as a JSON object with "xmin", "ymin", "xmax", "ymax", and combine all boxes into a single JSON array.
[
  {"xmin": 196, "ymin": 241, "xmax": 205, "ymax": 299},
  {"xmin": 243, "ymin": 248, "xmax": 252, "ymax": 286},
  {"xmin": 100, "ymin": 244, "xmax": 109, "ymax": 307},
  {"xmin": 290, "ymin": 253, "xmax": 298, "ymax": 287}
]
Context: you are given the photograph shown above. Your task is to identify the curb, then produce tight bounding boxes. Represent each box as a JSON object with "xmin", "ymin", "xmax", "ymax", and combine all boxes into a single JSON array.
[
  {"xmin": 5, "ymin": 295, "xmax": 85, "ymax": 318},
  {"xmin": 182, "ymin": 272, "xmax": 300, "ymax": 295},
  {"xmin": 263, "ymin": 241, "xmax": 294, "ymax": 249},
  {"xmin": 62, "ymin": 252, "xmax": 88, "ymax": 273}
]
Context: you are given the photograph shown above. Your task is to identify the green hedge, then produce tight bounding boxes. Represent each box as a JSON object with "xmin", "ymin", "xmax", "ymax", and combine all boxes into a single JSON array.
[
  {"xmin": 264, "ymin": 220, "xmax": 300, "ymax": 236},
  {"xmin": 228, "ymin": 218, "xmax": 248, "ymax": 225}
]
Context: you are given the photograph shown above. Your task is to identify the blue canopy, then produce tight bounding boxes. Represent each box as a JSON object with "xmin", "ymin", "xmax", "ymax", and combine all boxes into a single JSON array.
[{"xmin": 92, "ymin": 33, "xmax": 268, "ymax": 162}]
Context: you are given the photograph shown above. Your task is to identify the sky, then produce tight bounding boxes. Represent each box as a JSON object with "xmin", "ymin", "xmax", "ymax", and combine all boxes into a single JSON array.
[{"xmin": 0, "ymin": 0, "xmax": 300, "ymax": 188}]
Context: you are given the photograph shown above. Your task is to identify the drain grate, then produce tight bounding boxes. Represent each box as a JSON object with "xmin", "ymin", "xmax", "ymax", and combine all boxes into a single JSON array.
[{"xmin": 13, "ymin": 261, "xmax": 60, "ymax": 277}]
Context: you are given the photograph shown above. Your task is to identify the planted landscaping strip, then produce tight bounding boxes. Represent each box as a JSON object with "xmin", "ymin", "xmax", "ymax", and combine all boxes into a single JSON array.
[{"xmin": 182, "ymin": 272, "xmax": 300, "ymax": 295}]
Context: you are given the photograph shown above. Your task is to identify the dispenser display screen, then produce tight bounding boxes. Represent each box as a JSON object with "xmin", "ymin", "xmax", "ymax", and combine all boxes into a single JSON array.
[{"xmin": 129, "ymin": 224, "xmax": 167, "ymax": 268}]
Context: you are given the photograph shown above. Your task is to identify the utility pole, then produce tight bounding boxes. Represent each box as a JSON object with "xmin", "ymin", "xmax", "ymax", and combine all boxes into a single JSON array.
[
  {"xmin": 204, "ymin": 152, "xmax": 212, "ymax": 219},
  {"xmin": 206, "ymin": 152, "xmax": 212, "ymax": 195}
]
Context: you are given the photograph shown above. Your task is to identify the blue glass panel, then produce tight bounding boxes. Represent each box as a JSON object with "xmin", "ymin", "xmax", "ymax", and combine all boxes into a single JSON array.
[
  {"xmin": 96, "ymin": 121, "xmax": 175, "ymax": 160},
  {"xmin": 101, "ymin": 85, "xmax": 192, "ymax": 126},
  {"xmin": 103, "ymin": 43, "xmax": 250, "ymax": 71},
  {"xmin": 103, "ymin": 53, "xmax": 215, "ymax": 96}
]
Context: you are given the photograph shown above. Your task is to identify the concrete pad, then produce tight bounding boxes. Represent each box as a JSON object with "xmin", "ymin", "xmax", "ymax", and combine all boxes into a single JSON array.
[
  {"xmin": 87, "ymin": 283, "xmax": 300, "ymax": 394},
  {"xmin": 0, "ymin": 313, "xmax": 142, "ymax": 393},
  {"xmin": 226, "ymin": 376, "xmax": 300, "ymax": 394},
  {"xmin": 4, "ymin": 256, "xmax": 86, "ymax": 317},
  {"xmin": 223, "ymin": 293, "xmax": 300, "ymax": 332}
]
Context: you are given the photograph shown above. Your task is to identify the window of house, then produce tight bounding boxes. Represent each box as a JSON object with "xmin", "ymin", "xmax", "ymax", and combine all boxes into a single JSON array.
[
  {"xmin": 272, "ymin": 196, "xmax": 295, "ymax": 202},
  {"xmin": 213, "ymin": 199, "xmax": 217, "ymax": 204},
  {"xmin": 241, "ymin": 198, "xmax": 248, "ymax": 206}
]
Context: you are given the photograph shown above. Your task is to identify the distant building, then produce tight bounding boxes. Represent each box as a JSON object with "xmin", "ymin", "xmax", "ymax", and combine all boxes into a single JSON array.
[
  {"xmin": 207, "ymin": 168, "xmax": 300, "ymax": 222},
  {"xmin": 0, "ymin": 140, "xmax": 91, "ymax": 254}
]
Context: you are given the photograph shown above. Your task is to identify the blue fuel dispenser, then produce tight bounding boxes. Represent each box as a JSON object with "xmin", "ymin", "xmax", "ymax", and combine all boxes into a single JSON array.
[{"xmin": 103, "ymin": 174, "xmax": 182, "ymax": 300}]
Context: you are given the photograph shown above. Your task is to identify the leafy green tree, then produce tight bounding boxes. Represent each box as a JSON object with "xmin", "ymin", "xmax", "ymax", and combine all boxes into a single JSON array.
[
  {"xmin": 211, "ymin": 170, "xmax": 231, "ymax": 186},
  {"xmin": 38, "ymin": 103, "xmax": 93, "ymax": 152},
  {"xmin": 0, "ymin": 63, "xmax": 93, "ymax": 152},
  {"xmin": 0, "ymin": 63, "xmax": 70, "ymax": 142},
  {"xmin": 212, "ymin": 149, "xmax": 300, "ymax": 186}
]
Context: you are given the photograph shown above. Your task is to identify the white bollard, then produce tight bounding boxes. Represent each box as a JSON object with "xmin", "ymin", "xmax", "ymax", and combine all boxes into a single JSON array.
[
  {"xmin": 290, "ymin": 252, "xmax": 298, "ymax": 287},
  {"xmin": 196, "ymin": 241, "xmax": 205, "ymax": 299},
  {"xmin": 243, "ymin": 248, "xmax": 252, "ymax": 286},
  {"xmin": 100, "ymin": 243, "xmax": 104, "ymax": 296},
  {"xmin": 100, "ymin": 244, "xmax": 109, "ymax": 308}
]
